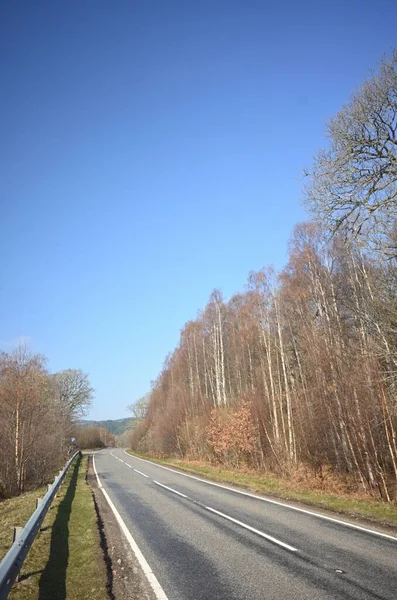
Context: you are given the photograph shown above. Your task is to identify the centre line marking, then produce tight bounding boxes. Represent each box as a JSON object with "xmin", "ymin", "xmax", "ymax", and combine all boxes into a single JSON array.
[
  {"xmin": 151, "ymin": 476, "xmax": 297, "ymax": 552},
  {"xmin": 124, "ymin": 450, "xmax": 397, "ymax": 542},
  {"xmin": 111, "ymin": 451, "xmax": 298, "ymax": 554},
  {"xmin": 153, "ymin": 481, "xmax": 188, "ymax": 498},
  {"xmin": 204, "ymin": 506, "xmax": 298, "ymax": 552},
  {"xmin": 134, "ymin": 468, "xmax": 149, "ymax": 478}
]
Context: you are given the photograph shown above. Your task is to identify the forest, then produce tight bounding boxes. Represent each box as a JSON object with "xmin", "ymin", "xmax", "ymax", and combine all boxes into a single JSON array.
[
  {"xmin": 131, "ymin": 52, "xmax": 397, "ymax": 502},
  {"xmin": 0, "ymin": 346, "xmax": 93, "ymax": 498}
]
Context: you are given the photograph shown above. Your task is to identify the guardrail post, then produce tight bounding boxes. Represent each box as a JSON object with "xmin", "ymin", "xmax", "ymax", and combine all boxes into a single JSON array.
[
  {"xmin": 12, "ymin": 528, "xmax": 22, "ymax": 544},
  {"xmin": 0, "ymin": 450, "xmax": 79, "ymax": 600}
]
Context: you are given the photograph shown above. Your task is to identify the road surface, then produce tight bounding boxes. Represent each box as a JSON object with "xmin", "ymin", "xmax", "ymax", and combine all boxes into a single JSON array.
[{"xmin": 94, "ymin": 448, "xmax": 397, "ymax": 600}]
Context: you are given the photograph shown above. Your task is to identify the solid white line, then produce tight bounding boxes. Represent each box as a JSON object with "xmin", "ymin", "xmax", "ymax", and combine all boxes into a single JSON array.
[
  {"xmin": 123, "ymin": 450, "xmax": 397, "ymax": 542},
  {"xmin": 205, "ymin": 506, "xmax": 298, "ymax": 552},
  {"xmin": 153, "ymin": 480, "xmax": 188, "ymax": 499},
  {"xmin": 93, "ymin": 453, "xmax": 168, "ymax": 600},
  {"xmin": 133, "ymin": 468, "xmax": 149, "ymax": 478}
]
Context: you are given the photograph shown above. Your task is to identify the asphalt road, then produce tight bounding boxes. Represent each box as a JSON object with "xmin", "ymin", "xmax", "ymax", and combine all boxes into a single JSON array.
[{"xmin": 94, "ymin": 448, "xmax": 397, "ymax": 600}]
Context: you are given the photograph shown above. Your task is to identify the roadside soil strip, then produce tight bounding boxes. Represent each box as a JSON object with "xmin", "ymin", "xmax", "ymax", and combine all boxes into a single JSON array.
[{"xmin": 87, "ymin": 454, "xmax": 159, "ymax": 600}]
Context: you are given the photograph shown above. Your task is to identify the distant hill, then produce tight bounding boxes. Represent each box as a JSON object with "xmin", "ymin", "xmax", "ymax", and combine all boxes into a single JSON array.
[{"xmin": 79, "ymin": 417, "xmax": 136, "ymax": 436}]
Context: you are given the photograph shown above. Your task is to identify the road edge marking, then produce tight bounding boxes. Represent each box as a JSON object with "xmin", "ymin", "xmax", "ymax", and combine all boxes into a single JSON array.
[
  {"xmin": 123, "ymin": 450, "xmax": 397, "ymax": 542},
  {"xmin": 93, "ymin": 452, "xmax": 169, "ymax": 600}
]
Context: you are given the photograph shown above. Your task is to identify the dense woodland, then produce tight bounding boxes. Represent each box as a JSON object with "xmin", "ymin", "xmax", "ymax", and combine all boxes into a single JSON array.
[
  {"xmin": 73, "ymin": 424, "xmax": 115, "ymax": 449},
  {"xmin": 0, "ymin": 346, "xmax": 93, "ymax": 498},
  {"xmin": 131, "ymin": 52, "xmax": 397, "ymax": 501}
]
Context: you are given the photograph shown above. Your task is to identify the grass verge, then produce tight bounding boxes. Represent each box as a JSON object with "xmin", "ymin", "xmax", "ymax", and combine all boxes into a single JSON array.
[
  {"xmin": 126, "ymin": 450, "xmax": 397, "ymax": 528},
  {"xmin": 0, "ymin": 456, "xmax": 109, "ymax": 600},
  {"xmin": 0, "ymin": 486, "xmax": 47, "ymax": 563}
]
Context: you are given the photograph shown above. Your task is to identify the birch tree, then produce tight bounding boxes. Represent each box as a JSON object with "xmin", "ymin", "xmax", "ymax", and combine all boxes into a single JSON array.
[
  {"xmin": 52, "ymin": 368, "xmax": 93, "ymax": 420},
  {"xmin": 305, "ymin": 50, "xmax": 397, "ymax": 254}
]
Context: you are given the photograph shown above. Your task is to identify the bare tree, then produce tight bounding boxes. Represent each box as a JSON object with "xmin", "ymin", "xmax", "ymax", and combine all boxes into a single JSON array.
[
  {"xmin": 129, "ymin": 222, "xmax": 397, "ymax": 501},
  {"xmin": 73, "ymin": 425, "xmax": 115, "ymax": 449},
  {"xmin": 53, "ymin": 369, "xmax": 94, "ymax": 420},
  {"xmin": 0, "ymin": 346, "xmax": 48, "ymax": 494},
  {"xmin": 127, "ymin": 393, "xmax": 150, "ymax": 420},
  {"xmin": 0, "ymin": 345, "xmax": 74, "ymax": 496},
  {"xmin": 305, "ymin": 50, "xmax": 397, "ymax": 253}
]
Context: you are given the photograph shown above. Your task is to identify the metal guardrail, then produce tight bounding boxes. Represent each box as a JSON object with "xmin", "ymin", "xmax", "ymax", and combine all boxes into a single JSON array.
[{"xmin": 0, "ymin": 451, "xmax": 81, "ymax": 600}]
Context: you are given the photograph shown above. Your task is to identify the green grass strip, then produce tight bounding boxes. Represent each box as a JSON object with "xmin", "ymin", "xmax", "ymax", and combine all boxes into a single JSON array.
[{"xmin": 0, "ymin": 456, "xmax": 108, "ymax": 600}]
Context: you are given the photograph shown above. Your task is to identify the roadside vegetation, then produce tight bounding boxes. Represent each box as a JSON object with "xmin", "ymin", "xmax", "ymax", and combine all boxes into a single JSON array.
[
  {"xmin": 72, "ymin": 424, "xmax": 115, "ymax": 449},
  {"xmin": 0, "ymin": 485, "xmax": 47, "ymax": 563},
  {"xmin": 0, "ymin": 455, "xmax": 109, "ymax": 600},
  {"xmin": 0, "ymin": 345, "xmax": 93, "ymax": 499},
  {"xmin": 129, "ymin": 51, "xmax": 397, "ymax": 506}
]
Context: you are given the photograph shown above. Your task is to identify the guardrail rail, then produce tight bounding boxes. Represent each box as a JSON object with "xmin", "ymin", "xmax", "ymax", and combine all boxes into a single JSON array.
[{"xmin": 0, "ymin": 450, "xmax": 81, "ymax": 600}]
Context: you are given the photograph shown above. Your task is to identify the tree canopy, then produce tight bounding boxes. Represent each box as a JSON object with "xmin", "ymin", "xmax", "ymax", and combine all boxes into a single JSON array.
[{"xmin": 305, "ymin": 51, "xmax": 397, "ymax": 255}]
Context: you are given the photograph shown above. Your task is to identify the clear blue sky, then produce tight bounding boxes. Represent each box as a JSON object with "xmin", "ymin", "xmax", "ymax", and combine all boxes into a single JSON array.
[{"xmin": 1, "ymin": 1, "xmax": 395, "ymax": 420}]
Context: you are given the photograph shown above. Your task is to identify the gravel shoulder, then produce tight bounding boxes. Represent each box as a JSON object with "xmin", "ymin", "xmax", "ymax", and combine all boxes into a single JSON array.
[{"xmin": 87, "ymin": 452, "xmax": 157, "ymax": 600}]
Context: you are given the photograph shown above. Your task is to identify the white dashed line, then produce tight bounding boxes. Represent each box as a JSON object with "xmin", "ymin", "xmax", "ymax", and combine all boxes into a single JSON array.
[
  {"xmin": 153, "ymin": 480, "xmax": 188, "ymax": 498},
  {"xmin": 133, "ymin": 468, "xmax": 149, "ymax": 478},
  {"xmin": 110, "ymin": 451, "xmax": 300, "ymax": 553},
  {"xmin": 124, "ymin": 450, "xmax": 397, "ymax": 542},
  {"xmin": 152, "ymin": 477, "xmax": 297, "ymax": 552},
  {"xmin": 204, "ymin": 506, "xmax": 297, "ymax": 552}
]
